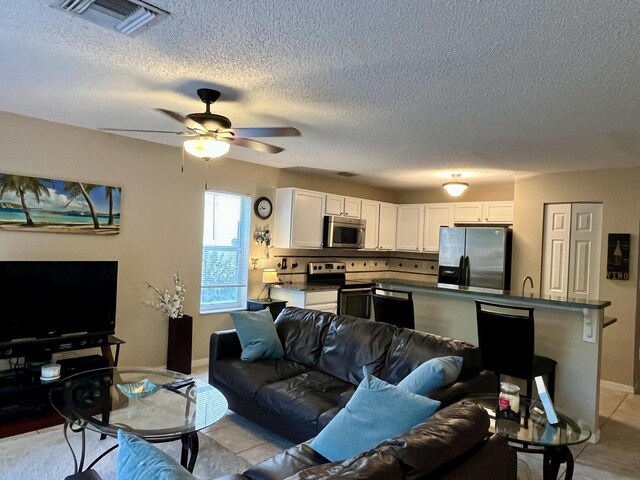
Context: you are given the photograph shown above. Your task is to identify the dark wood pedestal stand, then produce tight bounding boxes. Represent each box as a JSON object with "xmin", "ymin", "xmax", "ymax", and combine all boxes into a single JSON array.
[{"xmin": 167, "ymin": 315, "xmax": 193, "ymax": 375}]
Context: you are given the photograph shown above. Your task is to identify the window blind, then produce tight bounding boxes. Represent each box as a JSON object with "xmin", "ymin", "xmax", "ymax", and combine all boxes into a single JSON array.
[{"xmin": 201, "ymin": 191, "xmax": 251, "ymax": 313}]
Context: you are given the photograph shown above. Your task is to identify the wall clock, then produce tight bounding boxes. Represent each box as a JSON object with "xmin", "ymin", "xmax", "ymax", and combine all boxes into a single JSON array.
[{"xmin": 254, "ymin": 197, "xmax": 273, "ymax": 219}]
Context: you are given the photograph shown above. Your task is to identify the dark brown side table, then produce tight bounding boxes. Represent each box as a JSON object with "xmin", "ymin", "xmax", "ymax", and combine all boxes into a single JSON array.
[{"xmin": 247, "ymin": 299, "xmax": 288, "ymax": 320}]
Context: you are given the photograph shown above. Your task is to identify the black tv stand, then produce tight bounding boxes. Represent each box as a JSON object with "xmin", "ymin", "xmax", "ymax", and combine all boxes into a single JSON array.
[{"xmin": 0, "ymin": 335, "xmax": 125, "ymax": 438}]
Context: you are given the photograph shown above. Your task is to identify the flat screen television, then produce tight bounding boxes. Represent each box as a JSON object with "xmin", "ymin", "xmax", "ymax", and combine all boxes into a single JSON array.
[{"xmin": 0, "ymin": 261, "xmax": 118, "ymax": 345}]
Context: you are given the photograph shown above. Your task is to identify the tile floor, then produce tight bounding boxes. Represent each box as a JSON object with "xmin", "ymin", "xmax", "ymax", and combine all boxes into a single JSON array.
[
  {"xmin": 12, "ymin": 366, "xmax": 634, "ymax": 478},
  {"xmin": 194, "ymin": 366, "xmax": 640, "ymax": 479}
]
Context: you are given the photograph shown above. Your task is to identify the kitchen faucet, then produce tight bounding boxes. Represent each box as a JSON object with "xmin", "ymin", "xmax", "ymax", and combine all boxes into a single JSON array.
[{"xmin": 522, "ymin": 276, "xmax": 534, "ymax": 296}]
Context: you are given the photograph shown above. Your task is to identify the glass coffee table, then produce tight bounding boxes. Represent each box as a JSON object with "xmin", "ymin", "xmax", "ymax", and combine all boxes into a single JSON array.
[
  {"xmin": 50, "ymin": 367, "xmax": 228, "ymax": 475},
  {"xmin": 466, "ymin": 394, "xmax": 591, "ymax": 480}
]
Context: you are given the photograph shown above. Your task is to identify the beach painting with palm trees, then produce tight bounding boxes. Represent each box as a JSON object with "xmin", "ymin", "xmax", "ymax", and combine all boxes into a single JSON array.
[{"xmin": 0, "ymin": 173, "xmax": 121, "ymax": 234}]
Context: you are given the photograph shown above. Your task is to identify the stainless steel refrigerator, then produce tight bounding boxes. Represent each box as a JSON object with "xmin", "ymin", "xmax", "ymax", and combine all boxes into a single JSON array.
[{"xmin": 438, "ymin": 227, "xmax": 512, "ymax": 290}]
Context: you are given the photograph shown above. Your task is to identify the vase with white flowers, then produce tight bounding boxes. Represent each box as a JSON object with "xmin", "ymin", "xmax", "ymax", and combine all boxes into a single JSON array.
[
  {"xmin": 144, "ymin": 273, "xmax": 186, "ymax": 319},
  {"xmin": 144, "ymin": 273, "xmax": 192, "ymax": 374}
]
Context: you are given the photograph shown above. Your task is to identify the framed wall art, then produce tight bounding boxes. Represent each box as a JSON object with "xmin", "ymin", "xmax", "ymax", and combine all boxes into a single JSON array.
[
  {"xmin": 606, "ymin": 233, "xmax": 630, "ymax": 280},
  {"xmin": 0, "ymin": 173, "xmax": 121, "ymax": 235}
]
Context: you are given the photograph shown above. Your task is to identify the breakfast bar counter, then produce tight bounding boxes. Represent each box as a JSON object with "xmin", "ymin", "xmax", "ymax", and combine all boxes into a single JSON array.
[{"xmin": 374, "ymin": 277, "xmax": 612, "ymax": 443}]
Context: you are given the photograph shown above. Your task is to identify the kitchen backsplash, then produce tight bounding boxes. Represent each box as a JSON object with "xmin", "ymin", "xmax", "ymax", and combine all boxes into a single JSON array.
[{"xmin": 265, "ymin": 247, "xmax": 438, "ymax": 284}]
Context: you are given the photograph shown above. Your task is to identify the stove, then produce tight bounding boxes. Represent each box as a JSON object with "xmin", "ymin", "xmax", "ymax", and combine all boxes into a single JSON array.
[{"xmin": 307, "ymin": 262, "xmax": 375, "ymax": 318}]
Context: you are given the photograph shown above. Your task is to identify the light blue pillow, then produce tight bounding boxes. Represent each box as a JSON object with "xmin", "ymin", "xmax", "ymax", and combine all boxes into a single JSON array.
[
  {"xmin": 310, "ymin": 367, "xmax": 440, "ymax": 462},
  {"xmin": 116, "ymin": 430, "xmax": 196, "ymax": 480},
  {"xmin": 397, "ymin": 356, "xmax": 464, "ymax": 396},
  {"xmin": 230, "ymin": 308, "xmax": 284, "ymax": 361}
]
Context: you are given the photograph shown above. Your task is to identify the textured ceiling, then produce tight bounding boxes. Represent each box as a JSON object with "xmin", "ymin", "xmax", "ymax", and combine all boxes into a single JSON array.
[{"xmin": 1, "ymin": 0, "xmax": 640, "ymax": 189}]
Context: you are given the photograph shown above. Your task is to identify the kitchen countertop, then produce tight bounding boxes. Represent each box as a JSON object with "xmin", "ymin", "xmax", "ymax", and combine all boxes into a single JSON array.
[
  {"xmin": 273, "ymin": 282, "xmax": 341, "ymax": 292},
  {"xmin": 374, "ymin": 277, "xmax": 611, "ymax": 310}
]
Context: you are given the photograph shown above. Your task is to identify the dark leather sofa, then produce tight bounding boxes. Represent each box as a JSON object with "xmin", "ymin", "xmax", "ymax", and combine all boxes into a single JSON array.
[
  {"xmin": 209, "ymin": 307, "xmax": 497, "ymax": 443},
  {"xmin": 217, "ymin": 401, "xmax": 516, "ymax": 480}
]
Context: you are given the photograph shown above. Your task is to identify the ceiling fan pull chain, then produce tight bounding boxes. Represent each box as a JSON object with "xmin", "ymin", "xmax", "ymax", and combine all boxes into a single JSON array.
[
  {"xmin": 181, "ymin": 144, "xmax": 185, "ymax": 173},
  {"xmin": 205, "ymin": 158, "xmax": 209, "ymax": 190}
]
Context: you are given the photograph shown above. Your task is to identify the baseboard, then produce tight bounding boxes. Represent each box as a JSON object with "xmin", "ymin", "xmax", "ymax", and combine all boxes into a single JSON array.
[
  {"xmin": 192, "ymin": 357, "xmax": 208, "ymax": 368},
  {"xmin": 160, "ymin": 357, "xmax": 208, "ymax": 373},
  {"xmin": 600, "ymin": 379, "xmax": 634, "ymax": 393}
]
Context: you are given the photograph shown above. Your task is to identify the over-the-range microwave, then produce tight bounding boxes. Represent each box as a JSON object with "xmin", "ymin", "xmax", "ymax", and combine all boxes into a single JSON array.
[{"xmin": 323, "ymin": 215, "xmax": 366, "ymax": 248}]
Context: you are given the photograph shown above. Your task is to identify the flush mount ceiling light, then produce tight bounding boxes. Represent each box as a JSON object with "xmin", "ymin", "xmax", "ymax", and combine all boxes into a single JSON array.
[
  {"xmin": 183, "ymin": 137, "xmax": 230, "ymax": 159},
  {"xmin": 442, "ymin": 174, "xmax": 469, "ymax": 197}
]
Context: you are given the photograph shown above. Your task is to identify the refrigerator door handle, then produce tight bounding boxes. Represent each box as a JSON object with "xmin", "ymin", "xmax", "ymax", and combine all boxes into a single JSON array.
[
  {"xmin": 464, "ymin": 255, "xmax": 470, "ymax": 286},
  {"xmin": 457, "ymin": 255, "xmax": 465, "ymax": 285}
]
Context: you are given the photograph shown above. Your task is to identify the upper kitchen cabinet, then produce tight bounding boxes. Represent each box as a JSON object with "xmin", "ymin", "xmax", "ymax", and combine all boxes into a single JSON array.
[
  {"xmin": 274, "ymin": 188, "xmax": 325, "ymax": 249},
  {"xmin": 453, "ymin": 201, "xmax": 513, "ymax": 224},
  {"xmin": 378, "ymin": 202, "xmax": 397, "ymax": 250},
  {"xmin": 360, "ymin": 200, "xmax": 397, "ymax": 250},
  {"xmin": 360, "ymin": 200, "xmax": 380, "ymax": 250},
  {"xmin": 396, "ymin": 204, "xmax": 424, "ymax": 251},
  {"xmin": 482, "ymin": 201, "xmax": 514, "ymax": 223},
  {"xmin": 325, "ymin": 194, "xmax": 361, "ymax": 218},
  {"xmin": 423, "ymin": 203, "xmax": 454, "ymax": 252}
]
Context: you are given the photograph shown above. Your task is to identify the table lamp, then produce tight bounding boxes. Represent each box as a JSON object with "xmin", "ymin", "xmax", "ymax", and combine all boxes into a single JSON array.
[{"xmin": 262, "ymin": 269, "xmax": 279, "ymax": 301}]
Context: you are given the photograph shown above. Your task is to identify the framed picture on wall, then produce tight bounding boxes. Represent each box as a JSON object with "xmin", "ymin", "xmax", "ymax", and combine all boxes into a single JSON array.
[
  {"xmin": 606, "ymin": 233, "xmax": 630, "ymax": 280},
  {"xmin": 0, "ymin": 172, "xmax": 121, "ymax": 235}
]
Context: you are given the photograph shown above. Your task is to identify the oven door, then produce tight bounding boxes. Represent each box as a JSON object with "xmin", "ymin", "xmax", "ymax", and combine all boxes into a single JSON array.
[{"xmin": 338, "ymin": 287, "xmax": 372, "ymax": 319}]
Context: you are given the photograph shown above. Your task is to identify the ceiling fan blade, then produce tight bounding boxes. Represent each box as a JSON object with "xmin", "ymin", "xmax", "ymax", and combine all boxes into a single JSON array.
[
  {"xmin": 155, "ymin": 108, "xmax": 209, "ymax": 135},
  {"xmin": 99, "ymin": 127, "xmax": 185, "ymax": 134},
  {"xmin": 221, "ymin": 136, "xmax": 285, "ymax": 154},
  {"xmin": 224, "ymin": 127, "xmax": 301, "ymax": 138}
]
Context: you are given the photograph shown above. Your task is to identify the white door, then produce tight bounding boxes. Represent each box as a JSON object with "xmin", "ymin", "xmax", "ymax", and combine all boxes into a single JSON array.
[
  {"xmin": 568, "ymin": 204, "xmax": 603, "ymax": 300},
  {"xmin": 541, "ymin": 203, "xmax": 602, "ymax": 300},
  {"xmin": 360, "ymin": 200, "xmax": 380, "ymax": 250},
  {"xmin": 541, "ymin": 204, "xmax": 571, "ymax": 298}
]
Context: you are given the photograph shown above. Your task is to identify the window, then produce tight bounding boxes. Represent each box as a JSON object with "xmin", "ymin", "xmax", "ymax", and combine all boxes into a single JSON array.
[{"xmin": 201, "ymin": 191, "xmax": 251, "ymax": 313}]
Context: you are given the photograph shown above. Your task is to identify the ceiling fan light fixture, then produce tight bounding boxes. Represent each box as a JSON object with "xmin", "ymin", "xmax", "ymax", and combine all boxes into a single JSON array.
[
  {"xmin": 183, "ymin": 137, "xmax": 230, "ymax": 159},
  {"xmin": 442, "ymin": 174, "xmax": 469, "ymax": 197}
]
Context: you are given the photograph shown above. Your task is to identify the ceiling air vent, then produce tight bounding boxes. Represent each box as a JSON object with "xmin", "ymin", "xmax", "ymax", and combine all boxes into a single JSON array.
[{"xmin": 51, "ymin": 0, "xmax": 169, "ymax": 36}]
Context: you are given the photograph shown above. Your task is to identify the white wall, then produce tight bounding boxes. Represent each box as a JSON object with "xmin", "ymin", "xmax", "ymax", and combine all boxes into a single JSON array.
[
  {"xmin": 512, "ymin": 169, "xmax": 640, "ymax": 390},
  {"xmin": 0, "ymin": 112, "xmax": 393, "ymax": 366}
]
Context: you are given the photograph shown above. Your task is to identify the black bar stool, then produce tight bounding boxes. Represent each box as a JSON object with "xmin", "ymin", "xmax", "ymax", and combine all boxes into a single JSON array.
[
  {"xmin": 475, "ymin": 300, "xmax": 557, "ymax": 401},
  {"xmin": 371, "ymin": 287, "xmax": 415, "ymax": 329}
]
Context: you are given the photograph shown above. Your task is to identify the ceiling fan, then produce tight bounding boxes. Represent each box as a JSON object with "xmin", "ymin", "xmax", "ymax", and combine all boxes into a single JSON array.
[{"xmin": 101, "ymin": 88, "xmax": 301, "ymax": 158}]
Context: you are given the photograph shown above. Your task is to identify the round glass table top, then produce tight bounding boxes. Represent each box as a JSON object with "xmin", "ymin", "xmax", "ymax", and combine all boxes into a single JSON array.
[
  {"xmin": 466, "ymin": 394, "xmax": 591, "ymax": 447},
  {"xmin": 50, "ymin": 367, "xmax": 228, "ymax": 440}
]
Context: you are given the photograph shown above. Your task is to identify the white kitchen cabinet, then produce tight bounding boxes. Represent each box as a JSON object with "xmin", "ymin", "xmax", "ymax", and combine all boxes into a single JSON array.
[
  {"xmin": 453, "ymin": 202, "xmax": 483, "ymax": 223},
  {"xmin": 360, "ymin": 200, "xmax": 380, "ymax": 250},
  {"xmin": 396, "ymin": 204, "xmax": 424, "ymax": 251},
  {"xmin": 453, "ymin": 201, "xmax": 513, "ymax": 224},
  {"xmin": 271, "ymin": 288, "xmax": 338, "ymax": 313},
  {"xmin": 482, "ymin": 201, "xmax": 514, "ymax": 223},
  {"xmin": 325, "ymin": 194, "xmax": 361, "ymax": 218},
  {"xmin": 378, "ymin": 202, "xmax": 397, "ymax": 250},
  {"xmin": 274, "ymin": 188, "xmax": 325, "ymax": 249},
  {"xmin": 423, "ymin": 203, "xmax": 454, "ymax": 252}
]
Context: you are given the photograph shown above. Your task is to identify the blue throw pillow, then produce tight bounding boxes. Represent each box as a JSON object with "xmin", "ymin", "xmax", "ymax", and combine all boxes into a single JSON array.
[
  {"xmin": 116, "ymin": 430, "xmax": 196, "ymax": 479},
  {"xmin": 230, "ymin": 308, "xmax": 284, "ymax": 361},
  {"xmin": 397, "ymin": 356, "xmax": 464, "ymax": 396},
  {"xmin": 310, "ymin": 368, "xmax": 440, "ymax": 462}
]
